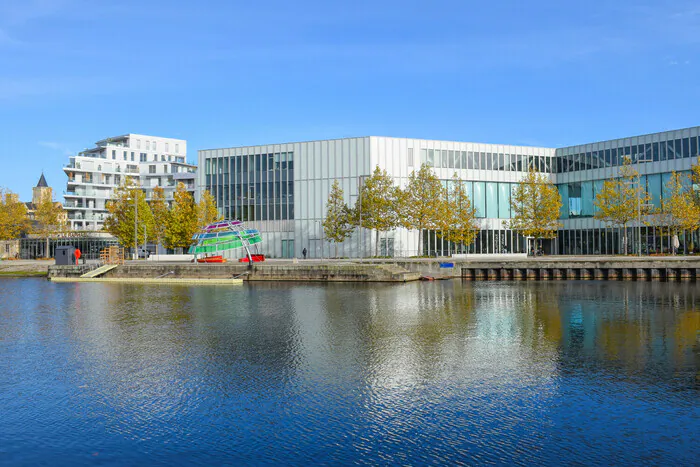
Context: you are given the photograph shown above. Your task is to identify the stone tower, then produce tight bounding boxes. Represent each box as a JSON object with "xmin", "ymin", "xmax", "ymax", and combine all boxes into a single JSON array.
[{"xmin": 32, "ymin": 173, "xmax": 52, "ymax": 205}]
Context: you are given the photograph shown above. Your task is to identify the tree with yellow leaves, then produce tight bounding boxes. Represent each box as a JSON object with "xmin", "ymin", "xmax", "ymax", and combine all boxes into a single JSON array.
[
  {"xmin": 439, "ymin": 174, "xmax": 479, "ymax": 254},
  {"xmin": 323, "ymin": 180, "xmax": 354, "ymax": 258},
  {"xmin": 594, "ymin": 157, "xmax": 650, "ymax": 254},
  {"xmin": 104, "ymin": 179, "xmax": 154, "ymax": 251},
  {"xmin": 149, "ymin": 186, "xmax": 169, "ymax": 253},
  {"xmin": 399, "ymin": 163, "xmax": 449, "ymax": 256},
  {"xmin": 197, "ymin": 189, "xmax": 221, "ymax": 229},
  {"xmin": 508, "ymin": 168, "xmax": 562, "ymax": 252},
  {"xmin": 0, "ymin": 189, "xmax": 29, "ymax": 240},
  {"xmin": 34, "ymin": 189, "xmax": 67, "ymax": 256},
  {"xmin": 657, "ymin": 172, "xmax": 700, "ymax": 253},
  {"xmin": 352, "ymin": 166, "xmax": 401, "ymax": 257},
  {"xmin": 165, "ymin": 182, "xmax": 198, "ymax": 251}
]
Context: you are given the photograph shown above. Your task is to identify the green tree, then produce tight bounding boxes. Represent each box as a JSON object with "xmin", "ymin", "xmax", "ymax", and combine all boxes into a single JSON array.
[
  {"xmin": 0, "ymin": 189, "xmax": 29, "ymax": 240},
  {"xmin": 657, "ymin": 172, "xmax": 700, "ymax": 253},
  {"xmin": 593, "ymin": 157, "xmax": 650, "ymax": 254},
  {"xmin": 323, "ymin": 180, "xmax": 353, "ymax": 257},
  {"xmin": 399, "ymin": 163, "xmax": 449, "ymax": 255},
  {"xmin": 439, "ymin": 174, "xmax": 479, "ymax": 253},
  {"xmin": 149, "ymin": 186, "xmax": 169, "ymax": 253},
  {"xmin": 352, "ymin": 166, "xmax": 401, "ymax": 257},
  {"xmin": 197, "ymin": 189, "xmax": 221, "ymax": 228},
  {"xmin": 104, "ymin": 179, "xmax": 154, "ymax": 251},
  {"xmin": 165, "ymin": 182, "xmax": 198, "ymax": 251},
  {"xmin": 508, "ymin": 168, "xmax": 562, "ymax": 251},
  {"xmin": 34, "ymin": 189, "xmax": 66, "ymax": 256}
]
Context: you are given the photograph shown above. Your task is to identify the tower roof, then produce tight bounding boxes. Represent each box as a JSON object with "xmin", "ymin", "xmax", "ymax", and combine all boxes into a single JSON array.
[{"xmin": 36, "ymin": 173, "xmax": 48, "ymax": 188}]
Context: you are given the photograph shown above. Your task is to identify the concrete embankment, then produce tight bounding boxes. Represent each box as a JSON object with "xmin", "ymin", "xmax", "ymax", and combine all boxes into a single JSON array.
[
  {"xmin": 49, "ymin": 262, "xmax": 421, "ymax": 283},
  {"xmin": 387, "ymin": 256, "xmax": 700, "ymax": 281},
  {"xmin": 40, "ymin": 256, "xmax": 700, "ymax": 282},
  {"xmin": 0, "ymin": 260, "xmax": 51, "ymax": 277}
]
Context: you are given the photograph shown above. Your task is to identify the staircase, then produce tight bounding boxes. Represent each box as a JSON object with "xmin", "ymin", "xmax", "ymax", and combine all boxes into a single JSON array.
[{"xmin": 80, "ymin": 264, "xmax": 119, "ymax": 278}]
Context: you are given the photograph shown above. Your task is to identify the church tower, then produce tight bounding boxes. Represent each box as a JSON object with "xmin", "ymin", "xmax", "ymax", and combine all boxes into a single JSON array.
[{"xmin": 32, "ymin": 173, "xmax": 52, "ymax": 205}]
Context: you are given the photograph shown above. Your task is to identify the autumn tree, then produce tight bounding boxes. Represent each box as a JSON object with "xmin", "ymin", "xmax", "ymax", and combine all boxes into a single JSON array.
[
  {"xmin": 197, "ymin": 189, "xmax": 221, "ymax": 229},
  {"xmin": 149, "ymin": 186, "xmax": 169, "ymax": 253},
  {"xmin": 323, "ymin": 180, "xmax": 353, "ymax": 257},
  {"xmin": 0, "ymin": 189, "xmax": 29, "ymax": 240},
  {"xmin": 508, "ymin": 168, "xmax": 562, "ymax": 251},
  {"xmin": 165, "ymin": 182, "xmax": 198, "ymax": 251},
  {"xmin": 104, "ymin": 179, "xmax": 154, "ymax": 252},
  {"xmin": 399, "ymin": 163, "xmax": 449, "ymax": 255},
  {"xmin": 594, "ymin": 157, "xmax": 650, "ymax": 254},
  {"xmin": 657, "ymin": 172, "xmax": 700, "ymax": 253},
  {"xmin": 34, "ymin": 189, "xmax": 66, "ymax": 256},
  {"xmin": 439, "ymin": 174, "xmax": 479, "ymax": 253},
  {"xmin": 352, "ymin": 166, "xmax": 401, "ymax": 257}
]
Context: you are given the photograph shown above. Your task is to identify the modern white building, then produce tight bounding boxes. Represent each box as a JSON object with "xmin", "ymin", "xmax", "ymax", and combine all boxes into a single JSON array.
[
  {"xmin": 198, "ymin": 137, "xmax": 555, "ymax": 258},
  {"xmin": 199, "ymin": 126, "xmax": 700, "ymax": 258},
  {"xmin": 64, "ymin": 134, "xmax": 196, "ymax": 231}
]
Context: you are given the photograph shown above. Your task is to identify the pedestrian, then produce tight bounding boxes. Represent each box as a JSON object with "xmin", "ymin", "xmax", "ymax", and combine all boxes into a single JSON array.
[{"xmin": 302, "ymin": 247, "xmax": 307, "ymax": 259}]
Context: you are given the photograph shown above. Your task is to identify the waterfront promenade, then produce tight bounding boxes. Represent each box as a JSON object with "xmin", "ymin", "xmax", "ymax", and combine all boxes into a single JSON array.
[{"xmin": 1, "ymin": 255, "xmax": 695, "ymax": 282}]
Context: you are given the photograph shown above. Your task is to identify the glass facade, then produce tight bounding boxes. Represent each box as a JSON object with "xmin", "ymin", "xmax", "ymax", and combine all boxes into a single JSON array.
[
  {"xmin": 20, "ymin": 237, "xmax": 119, "ymax": 260},
  {"xmin": 420, "ymin": 149, "xmax": 553, "ymax": 173},
  {"xmin": 556, "ymin": 135, "xmax": 700, "ymax": 173},
  {"xmin": 205, "ymin": 151, "xmax": 294, "ymax": 221}
]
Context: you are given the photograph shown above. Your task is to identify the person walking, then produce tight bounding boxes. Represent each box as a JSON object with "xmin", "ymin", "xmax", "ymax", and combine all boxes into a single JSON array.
[{"xmin": 302, "ymin": 247, "xmax": 307, "ymax": 259}]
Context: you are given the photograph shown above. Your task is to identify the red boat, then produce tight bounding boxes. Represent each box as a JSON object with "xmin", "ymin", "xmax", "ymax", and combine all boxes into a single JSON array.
[
  {"xmin": 238, "ymin": 254, "xmax": 266, "ymax": 263},
  {"xmin": 197, "ymin": 255, "xmax": 227, "ymax": 263}
]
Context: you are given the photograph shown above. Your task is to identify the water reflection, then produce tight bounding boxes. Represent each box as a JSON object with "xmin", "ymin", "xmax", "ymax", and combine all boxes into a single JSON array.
[{"xmin": 0, "ymin": 279, "xmax": 697, "ymax": 465}]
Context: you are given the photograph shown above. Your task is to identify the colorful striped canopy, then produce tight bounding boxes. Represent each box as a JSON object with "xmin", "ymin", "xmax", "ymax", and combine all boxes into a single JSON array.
[{"xmin": 188, "ymin": 221, "xmax": 262, "ymax": 255}]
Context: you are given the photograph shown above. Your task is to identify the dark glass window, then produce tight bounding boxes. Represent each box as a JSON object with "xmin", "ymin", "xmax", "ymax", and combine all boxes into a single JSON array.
[
  {"xmin": 568, "ymin": 183, "xmax": 582, "ymax": 217},
  {"xmin": 667, "ymin": 140, "xmax": 675, "ymax": 160},
  {"xmin": 682, "ymin": 138, "xmax": 690, "ymax": 158},
  {"xmin": 467, "ymin": 151, "xmax": 474, "ymax": 170},
  {"xmin": 604, "ymin": 149, "xmax": 611, "ymax": 167},
  {"xmin": 556, "ymin": 157, "xmax": 563, "ymax": 173},
  {"xmin": 480, "ymin": 152, "xmax": 487, "ymax": 170},
  {"xmin": 653, "ymin": 142, "xmax": 660, "ymax": 162},
  {"xmin": 692, "ymin": 137, "xmax": 698, "ymax": 159}
]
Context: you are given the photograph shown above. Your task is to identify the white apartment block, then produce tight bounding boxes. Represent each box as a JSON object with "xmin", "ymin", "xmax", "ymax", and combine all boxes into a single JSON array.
[{"xmin": 64, "ymin": 134, "xmax": 196, "ymax": 231}]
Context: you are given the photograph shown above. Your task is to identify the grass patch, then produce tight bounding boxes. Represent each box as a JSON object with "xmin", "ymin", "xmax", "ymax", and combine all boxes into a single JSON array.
[{"xmin": 0, "ymin": 271, "xmax": 48, "ymax": 277}]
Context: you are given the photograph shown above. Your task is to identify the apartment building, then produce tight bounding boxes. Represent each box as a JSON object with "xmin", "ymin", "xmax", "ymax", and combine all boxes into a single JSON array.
[{"xmin": 63, "ymin": 134, "xmax": 196, "ymax": 231}]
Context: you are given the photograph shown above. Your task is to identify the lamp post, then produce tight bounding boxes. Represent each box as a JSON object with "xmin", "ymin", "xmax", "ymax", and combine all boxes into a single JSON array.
[
  {"xmin": 133, "ymin": 190, "xmax": 138, "ymax": 260},
  {"xmin": 635, "ymin": 154, "xmax": 653, "ymax": 256},
  {"xmin": 358, "ymin": 175, "xmax": 366, "ymax": 263}
]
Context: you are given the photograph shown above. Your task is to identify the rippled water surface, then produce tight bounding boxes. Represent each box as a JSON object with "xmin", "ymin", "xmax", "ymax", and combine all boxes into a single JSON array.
[{"xmin": 0, "ymin": 279, "xmax": 698, "ymax": 465}]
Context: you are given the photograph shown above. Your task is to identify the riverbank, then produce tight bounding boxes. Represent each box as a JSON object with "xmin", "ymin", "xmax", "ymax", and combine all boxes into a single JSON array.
[
  {"xmin": 0, "ymin": 260, "xmax": 51, "ymax": 277},
  {"xmin": 40, "ymin": 255, "xmax": 700, "ymax": 282}
]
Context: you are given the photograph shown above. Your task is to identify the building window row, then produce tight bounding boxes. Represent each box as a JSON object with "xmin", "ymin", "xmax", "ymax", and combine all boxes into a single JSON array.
[
  {"xmin": 556, "ymin": 136, "xmax": 699, "ymax": 173},
  {"xmin": 558, "ymin": 171, "xmax": 689, "ymax": 219},
  {"xmin": 421, "ymin": 149, "xmax": 552, "ymax": 173}
]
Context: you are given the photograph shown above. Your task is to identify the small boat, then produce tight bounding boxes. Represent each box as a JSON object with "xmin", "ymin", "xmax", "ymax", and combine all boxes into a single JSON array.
[
  {"xmin": 197, "ymin": 255, "xmax": 227, "ymax": 263},
  {"xmin": 238, "ymin": 254, "xmax": 266, "ymax": 263}
]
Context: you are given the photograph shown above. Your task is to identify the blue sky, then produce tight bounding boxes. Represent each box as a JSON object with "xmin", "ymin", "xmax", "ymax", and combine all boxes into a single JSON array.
[{"xmin": 1, "ymin": 0, "xmax": 699, "ymax": 200}]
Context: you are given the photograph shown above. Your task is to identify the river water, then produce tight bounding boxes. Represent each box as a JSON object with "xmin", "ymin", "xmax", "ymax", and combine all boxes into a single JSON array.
[{"xmin": 0, "ymin": 279, "xmax": 697, "ymax": 465}]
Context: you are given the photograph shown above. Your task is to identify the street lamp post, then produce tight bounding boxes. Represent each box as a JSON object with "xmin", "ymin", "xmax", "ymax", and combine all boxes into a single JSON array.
[
  {"xmin": 133, "ymin": 191, "xmax": 138, "ymax": 260},
  {"xmin": 636, "ymin": 155, "xmax": 653, "ymax": 256},
  {"xmin": 358, "ymin": 175, "xmax": 365, "ymax": 263}
]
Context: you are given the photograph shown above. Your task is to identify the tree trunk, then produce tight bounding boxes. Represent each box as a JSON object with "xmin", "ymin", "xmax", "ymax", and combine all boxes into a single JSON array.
[
  {"xmin": 375, "ymin": 230, "xmax": 380, "ymax": 257},
  {"xmin": 45, "ymin": 236, "xmax": 50, "ymax": 258},
  {"xmin": 418, "ymin": 228, "xmax": 422, "ymax": 257}
]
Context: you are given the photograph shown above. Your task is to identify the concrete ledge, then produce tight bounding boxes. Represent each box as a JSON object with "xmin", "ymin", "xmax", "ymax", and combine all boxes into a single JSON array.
[
  {"xmin": 147, "ymin": 254, "xmax": 195, "ymax": 262},
  {"xmin": 50, "ymin": 277, "xmax": 244, "ymax": 285}
]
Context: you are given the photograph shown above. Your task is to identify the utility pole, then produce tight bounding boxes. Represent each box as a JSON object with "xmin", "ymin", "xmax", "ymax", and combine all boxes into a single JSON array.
[
  {"xmin": 358, "ymin": 176, "xmax": 363, "ymax": 263},
  {"xmin": 134, "ymin": 190, "xmax": 138, "ymax": 260}
]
